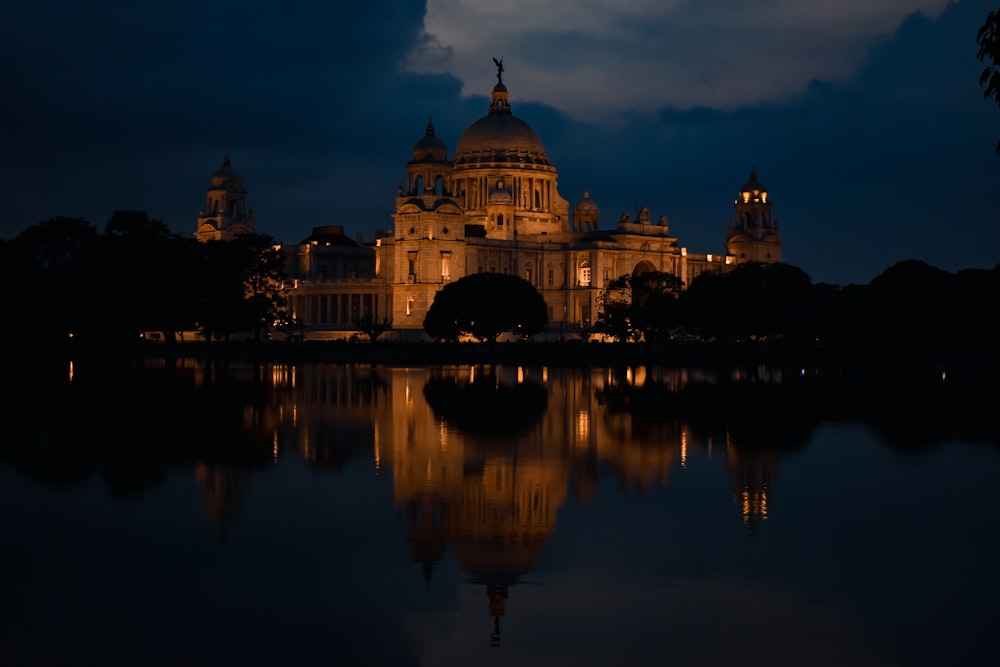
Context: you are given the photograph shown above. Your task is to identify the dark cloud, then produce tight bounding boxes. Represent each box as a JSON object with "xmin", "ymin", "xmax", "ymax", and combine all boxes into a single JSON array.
[{"xmin": 1, "ymin": 0, "xmax": 997, "ymax": 285}]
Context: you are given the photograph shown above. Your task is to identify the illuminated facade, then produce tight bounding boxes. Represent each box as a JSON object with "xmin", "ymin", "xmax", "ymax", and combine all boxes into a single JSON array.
[{"xmin": 201, "ymin": 70, "xmax": 783, "ymax": 336}]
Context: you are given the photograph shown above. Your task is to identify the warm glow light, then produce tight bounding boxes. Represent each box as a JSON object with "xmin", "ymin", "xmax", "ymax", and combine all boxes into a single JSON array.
[
  {"xmin": 517, "ymin": 367, "xmax": 524, "ymax": 383},
  {"xmin": 681, "ymin": 247, "xmax": 687, "ymax": 256},
  {"xmin": 273, "ymin": 432, "xmax": 279, "ymax": 461},
  {"xmin": 374, "ymin": 423, "xmax": 381, "ymax": 472},
  {"xmin": 576, "ymin": 410, "xmax": 590, "ymax": 444},
  {"xmin": 680, "ymin": 429, "xmax": 688, "ymax": 468},
  {"xmin": 707, "ymin": 254, "xmax": 713, "ymax": 262},
  {"xmin": 68, "ymin": 361, "xmax": 74, "ymax": 383}
]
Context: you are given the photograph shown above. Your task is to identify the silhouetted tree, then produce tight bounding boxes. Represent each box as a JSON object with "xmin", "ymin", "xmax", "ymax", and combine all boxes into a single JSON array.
[
  {"xmin": 354, "ymin": 314, "xmax": 393, "ymax": 343},
  {"xmin": 977, "ymin": 5, "xmax": 1000, "ymax": 150},
  {"xmin": 595, "ymin": 275, "xmax": 636, "ymax": 342},
  {"xmin": 865, "ymin": 259, "xmax": 956, "ymax": 341},
  {"xmin": 683, "ymin": 262, "xmax": 813, "ymax": 341},
  {"xmin": 595, "ymin": 270, "xmax": 684, "ymax": 343},
  {"xmin": 423, "ymin": 273, "xmax": 547, "ymax": 343}
]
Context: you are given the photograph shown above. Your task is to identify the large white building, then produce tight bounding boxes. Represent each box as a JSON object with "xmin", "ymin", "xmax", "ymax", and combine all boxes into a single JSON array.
[{"xmin": 198, "ymin": 67, "xmax": 782, "ymax": 338}]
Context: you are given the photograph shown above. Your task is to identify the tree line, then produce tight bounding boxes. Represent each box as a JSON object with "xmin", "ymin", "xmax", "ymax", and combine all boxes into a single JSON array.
[
  {"xmin": 1, "ymin": 212, "xmax": 288, "ymax": 347},
  {"xmin": 4, "ymin": 212, "xmax": 996, "ymax": 353},
  {"xmin": 421, "ymin": 260, "xmax": 999, "ymax": 353}
]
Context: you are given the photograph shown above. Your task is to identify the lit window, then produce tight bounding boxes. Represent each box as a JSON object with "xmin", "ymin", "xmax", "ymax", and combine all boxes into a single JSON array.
[
  {"xmin": 406, "ymin": 297, "xmax": 414, "ymax": 316},
  {"xmin": 578, "ymin": 261, "xmax": 591, "ymax": 287}
]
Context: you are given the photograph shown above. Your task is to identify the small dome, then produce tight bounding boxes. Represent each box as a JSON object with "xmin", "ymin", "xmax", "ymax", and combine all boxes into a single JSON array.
[
  {"xmin": 574, "ymin": 190, "xmax": 599, "ymax": 216},
  {"xmin": 412, "ymin": 118, "xmax": 448, "ymax": 162},
  {"xmin": 211, "ymin": 154, "xmax": 243, "ymax": 187},
  {"xmin": 741, "ymin": 167, "xmax": 766, "ymax": 194}
]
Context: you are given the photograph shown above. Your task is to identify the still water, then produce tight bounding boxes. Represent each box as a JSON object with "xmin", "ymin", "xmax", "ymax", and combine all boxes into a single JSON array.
[{"xmin": 1, "ymin": 359, "xmax": 997, "ymax": 666}]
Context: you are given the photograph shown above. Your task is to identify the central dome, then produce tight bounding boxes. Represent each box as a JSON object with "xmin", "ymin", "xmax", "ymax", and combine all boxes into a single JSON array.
[{"xmin": 453, "ymin": 83, "xmax": 550, "ymax": 167}]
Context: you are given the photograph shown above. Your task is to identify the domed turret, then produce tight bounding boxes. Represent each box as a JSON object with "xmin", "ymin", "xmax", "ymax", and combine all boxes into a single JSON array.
[
  {"xmin": 740, "ymin": 167, "xmax": 767, "ymax": 203},
  {"xmin": 573, "ymin": 190, "xmax": 600, "ymax": 232},
  {"xmin": 211, "ymin": 154, "xmax": 243, "ymax": 187},
  {"xmin": 412, "ymin": 118, "xmax": 448, "ymax": 163},
  {"xmin": 196, "ymin": 155, "xmax": 255, "ymax": 242},
  {"xmin": 727, "ymin": 167, "xmax": 781, "ymax": 263}
]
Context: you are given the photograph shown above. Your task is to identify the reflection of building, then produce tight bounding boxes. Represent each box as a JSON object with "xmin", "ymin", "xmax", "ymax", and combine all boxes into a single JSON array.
[
  {"xmin": 725, "ymin": 436, "xmax": 779, "ymax": 532},
  {"xmin": 198, "ymin": 65, "xmax": 783, "ymax": 337},
  {"xmin": 195, "ymin": 462, "xmax": 251, "ymax": 540}
]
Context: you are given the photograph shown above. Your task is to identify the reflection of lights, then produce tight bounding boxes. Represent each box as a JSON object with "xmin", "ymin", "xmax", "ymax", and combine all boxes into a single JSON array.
[
  {"xmin": 681, "ymin": 429, "xmax": 688, "ymax": 468},
  {"xmin": 741, "ymin": 488, "xmax": 769, "ymax": 523},
  {"xmin": 426, "ymin": 456, "xmax": 433, "ymax": 482},
  {"xmin": 576, "ymin": 410, "xmax": 590, "ymax": 444},
  {"xmin": 517, "ymin": 367, "xmax": 524, "ymax": 384},
  {"xmin": 626, "ymin": 367, "xmax": 633, "ymax": 384},
  {"xmin": 542, "ymin": 367, "xmax": 548, "ymax": 383},
  {"xmin": 439, "ymin": 422, "xmax": 448, "ymax": 449},
  {"xmin": 273, "ymin": 432, "xmax": 279, "ymax": 461},
  {"xmin": 633, "ymin": 366, "xmax": 646, "ymax": 387},
  {"xmin": 68, "ymin": 361, "xmax": 74, "ymax": 383},
  {"xmin": 470, "ymin": 366, "xmax": 476, "ymax": 383},
  {"xmin": 405, "ymin": 382, "xmax": 412, "ymax": 407},
  {"xmin": 374, "ymin": 423, "xmax": 381, "ymax": 472},
  {"xmin": 941, "ymin": 371, "xmax": 947, "ymax": 382}
]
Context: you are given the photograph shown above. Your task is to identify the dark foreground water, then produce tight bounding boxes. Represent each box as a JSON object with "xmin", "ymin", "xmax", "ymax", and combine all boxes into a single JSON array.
[{"xmin": 1, "ymin": 359, "xmax": 997, "ymax": 666}]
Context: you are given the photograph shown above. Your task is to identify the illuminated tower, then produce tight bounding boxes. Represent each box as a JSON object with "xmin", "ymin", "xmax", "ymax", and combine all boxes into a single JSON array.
[
  {"xmin": 726, "ymin": 168, "xmax": 782, "ymax": 263},
  {"xmin": 195, "ymin": 155, "xmax": 256, "ymax": 242}
]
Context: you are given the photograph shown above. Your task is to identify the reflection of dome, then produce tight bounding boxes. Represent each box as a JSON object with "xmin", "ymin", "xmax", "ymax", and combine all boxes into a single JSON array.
[
  {"xmin": 211, "ymin": 154, "xmax": 243, "ymax": 187},
  {"xmin": 412, "ymin": 118, "xmax": 448, "ymax": 162},
  {"xmin": 454, "ymin": 84, "xmax": 550, "ymax": 167}
]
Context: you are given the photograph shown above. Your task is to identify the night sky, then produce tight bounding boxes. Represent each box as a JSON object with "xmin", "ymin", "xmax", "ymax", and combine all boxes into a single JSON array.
[{"xmin": 2, "ymin": 0, "xmax": 998, "ymax": 285}]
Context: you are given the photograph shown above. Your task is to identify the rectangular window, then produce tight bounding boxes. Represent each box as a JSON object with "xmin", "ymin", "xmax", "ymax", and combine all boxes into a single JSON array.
[
  {"xmin": 579, "ymin": 267, "xmax": 591, "ymax": 287},
  {"xmin": 548, "ymin": 269, "xmax": 554, "ymax": 285},
  {"xmin": 406, "ymin": 297, "xmax": 414, "ymax": 316},
  {"xmin": 441, "ymin": 252, "xmax": 451, "ymax": 281}
]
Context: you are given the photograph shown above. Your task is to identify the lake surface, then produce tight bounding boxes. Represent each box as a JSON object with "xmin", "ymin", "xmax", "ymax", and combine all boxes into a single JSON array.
[{"xmin": 1, "ymin": 359, "xmax": 997, "ymax": 666}]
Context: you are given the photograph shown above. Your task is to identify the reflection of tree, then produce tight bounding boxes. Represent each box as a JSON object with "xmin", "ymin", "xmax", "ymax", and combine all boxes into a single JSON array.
[
  {"xmin": 195, "ymin": 462, "xmax": 252, "ymax": 540},
  {"xmin": 1, "ymin": 360, "xmax": 276, "ymax": 500},
  {"xmin": 422, "ymin": 370, "xmax": 547, "ymax": 440}
]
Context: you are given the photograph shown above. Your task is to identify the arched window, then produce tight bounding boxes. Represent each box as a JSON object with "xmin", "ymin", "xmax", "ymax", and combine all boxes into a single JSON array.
[{"xmin": 578, "ymin": 260, "xmax": 591, "ymax": 287}]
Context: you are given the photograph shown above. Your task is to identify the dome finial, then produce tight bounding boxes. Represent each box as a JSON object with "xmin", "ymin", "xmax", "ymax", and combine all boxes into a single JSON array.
[
  {"xmin": 492, "ymin": 56, "xmax": 504, "ymax": 85},
  {"xmin": 426, "ymin": 116, "xmax": 435, "ymax": 136}
]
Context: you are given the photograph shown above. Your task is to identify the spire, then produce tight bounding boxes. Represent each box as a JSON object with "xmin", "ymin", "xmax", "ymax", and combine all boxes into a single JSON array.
[
  {"xmin": 425, "ymin": 116, "xmax": 435, "ymax": 137},
  {"xmin": 222, "ymin": 153, "xmax": 231, "ymax": 167}
]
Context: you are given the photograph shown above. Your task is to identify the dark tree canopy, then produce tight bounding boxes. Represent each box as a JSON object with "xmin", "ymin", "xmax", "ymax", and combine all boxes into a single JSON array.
[
  {"xmin": 423, "ymin": 272, "xmax": 548, "ymax": 342},
  {"xmin": 595, "ymin": 270, "xmax": 684, "ymax": 343},
  {"xmin": 978, "ymin": 5, "xmax": 1000, "ymax": 151},
  {"xmin": 684, "ymin": 262, "xmax": 813, "ymax": 341}
]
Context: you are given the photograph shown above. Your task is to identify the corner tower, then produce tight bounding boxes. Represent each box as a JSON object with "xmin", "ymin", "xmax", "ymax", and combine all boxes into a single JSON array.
[
  {"xmin": 726, "ymin": 168, "xmax": 782, "ymax": 263},
  {"xmin": 196, "ymin": 155, "xmax": 256, "ymax": 242}
]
